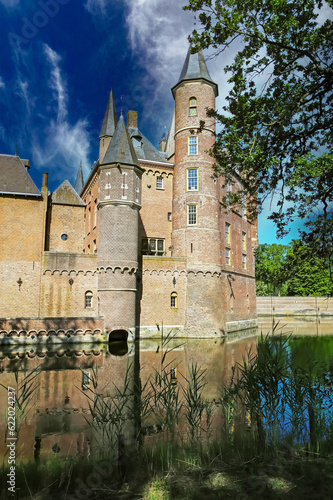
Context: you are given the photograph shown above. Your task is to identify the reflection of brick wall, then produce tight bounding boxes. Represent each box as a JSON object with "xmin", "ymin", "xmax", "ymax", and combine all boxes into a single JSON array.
[{"xmin": 257, "ymin": 296, "xmax": 333, "ymax": 317}]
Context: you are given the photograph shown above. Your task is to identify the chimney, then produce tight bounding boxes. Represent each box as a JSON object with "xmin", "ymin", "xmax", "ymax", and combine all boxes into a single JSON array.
[
  {"xmin": 42, "ymin": 172, "xmax": 48, "ymax": 189},
  {"xmin": 159, "ymin": 139, "xmax": 166, "ymax": 152},
  {"xmin": 22, "ymin": 159, "xmax": 30, "ymax": 170},
  {"xmin": 127, "ymin": 110, "xmax": 138, "ymax": 129}
]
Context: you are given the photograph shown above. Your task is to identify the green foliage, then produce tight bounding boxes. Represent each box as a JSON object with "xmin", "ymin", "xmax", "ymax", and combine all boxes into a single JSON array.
[
  {"xmin": 255, "ymin": 243, "xmax": 288, "ymax": 295},
  {"xmin": 183, "ymin": 0, "xmax": 333, "ymax": 242},
  {"xmin": 255, "ymin": 240, "xmax": 333, "ymax": 296},
  {"xmin": 285, "ymin": 240, "xmax": 333, "ymax": 296}
]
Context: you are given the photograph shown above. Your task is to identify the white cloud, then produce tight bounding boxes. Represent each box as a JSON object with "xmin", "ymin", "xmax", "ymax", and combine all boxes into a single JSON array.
[
  {"xmin": 83, "ymin": 0, "xmax": 106, "ymax": 16},
  {"xmin": 0, "ymin": 76, "xmax": 5, "ymax": 88},
  {"xmin": 17, "ymin": 79, "xmax": 34, "ymax": 114},
  {"xmin": 44, "ymin": 44, "xmax": 67, "ymax": 121}
]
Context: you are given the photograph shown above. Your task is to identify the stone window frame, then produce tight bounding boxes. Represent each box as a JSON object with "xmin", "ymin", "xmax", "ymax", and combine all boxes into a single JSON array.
[
  {"xmin": 225, "ymin": 222, "xmax": 231, "ymax": 244},
  {"xmin": 242, "ymin": 231, "xmax": 247, "ymax": 251},
  {"xmin": 242, "ymin": 254, "xmax": 247, "ymax": 270}
]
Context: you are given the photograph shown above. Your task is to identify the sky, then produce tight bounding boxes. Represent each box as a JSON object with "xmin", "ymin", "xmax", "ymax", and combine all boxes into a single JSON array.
[{"xmin": 0, "ymin": 0, "xmax": 313, "ymax": 245}]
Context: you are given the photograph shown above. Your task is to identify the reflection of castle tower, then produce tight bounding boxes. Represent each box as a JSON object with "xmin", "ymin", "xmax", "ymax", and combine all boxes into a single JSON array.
[{"xmin": 97, "ymin": 113, "xmax": 144, "ymax": 339}]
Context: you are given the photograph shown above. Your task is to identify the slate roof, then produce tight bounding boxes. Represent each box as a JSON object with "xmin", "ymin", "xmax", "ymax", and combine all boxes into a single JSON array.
[
  {"xmin": 74, "ymin": 163, "xmax": 84, "ymax": 194},
  {"xmin": 0, "ymin": 154, "xmax": 41, "ymax": 195},
  {"xmin": 52, "ymin": 180, "xmax": 85, "ymax": 206},
  {"xmin": 172, "ymin": 48, "xmax": 218, "ymax": 97},
  {"xmin": 128, "ymin": 127, "xmax": 170, "ymax": 164},
  {"xmin": 101, "ymin": 114, "xmax": 140, "ymax": 167},
  {"xmin": 100, "ymin": 88, "xmax": 118, "ymax": 138}
]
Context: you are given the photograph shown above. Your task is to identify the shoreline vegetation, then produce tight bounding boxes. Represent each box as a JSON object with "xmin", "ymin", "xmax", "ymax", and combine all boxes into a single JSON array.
[{"xmin": 2, "ymin": 331, "xmax": 333, "ymax": 499}]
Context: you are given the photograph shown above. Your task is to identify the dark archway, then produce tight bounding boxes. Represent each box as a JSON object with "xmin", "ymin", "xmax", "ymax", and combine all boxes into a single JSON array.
[{"xmin": 108, "ymin": 329, "xmax": 128, "ymax": 342}]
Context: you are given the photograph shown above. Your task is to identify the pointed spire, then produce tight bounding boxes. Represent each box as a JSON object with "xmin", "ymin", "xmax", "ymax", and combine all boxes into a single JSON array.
[
  {"xmin": 100, "ymin": 88, "xmax": 118, "ymax": 138},
  {"xmin": 74, "ymin": 162, "xmax": 84, "ymax": 194},
  {"xmin": 172, "ymin": 48, "xmax": 218, "ymax": 97},
  {"xmin": 101, "ymin": 114, "xmax": 139, "ymax": 167}
]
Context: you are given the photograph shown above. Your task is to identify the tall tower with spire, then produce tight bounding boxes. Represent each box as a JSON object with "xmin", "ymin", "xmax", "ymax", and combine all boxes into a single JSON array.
[
  {"xmin": 97, "ymin": 112, "xmax": 144, "ymax": 339},
  {"xmin": 171, "ymin": 49, "xmax": 225, "ymax": 336},
  {"xmin": 99, "ymin": 88, "xmax": 118, "ymax": 163}
]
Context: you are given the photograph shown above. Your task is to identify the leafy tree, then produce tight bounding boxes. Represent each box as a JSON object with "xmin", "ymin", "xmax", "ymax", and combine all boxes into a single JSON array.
[
  {"xmin": 284, "ymin": 240, "xmax": 333, "ymax": 296},
  {"xmin": 255, "ymin": 243, "xmax": 288, "ymax": 295},
  {"xmin": 184, "ymin": 0, "xmax": 333, "ymax": 243}
]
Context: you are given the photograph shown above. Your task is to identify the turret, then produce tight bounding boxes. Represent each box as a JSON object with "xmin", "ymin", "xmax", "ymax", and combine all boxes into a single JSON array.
[
  {"xmin": 97, "ymin": 113, "xmax": 144, "ymax": 339},
  {"xmin": 99, "ymin": 88, "xmax": 118, "ymax": 163},
  {"xmin": 171, "ymin": 48, "xmax": 219, "ymax": 267}
]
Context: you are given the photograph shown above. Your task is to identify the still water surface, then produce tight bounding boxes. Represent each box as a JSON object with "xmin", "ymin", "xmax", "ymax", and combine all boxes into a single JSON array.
[{"xmin": 1, "ymin": 318, "xmax": 332, "ymax": 463}]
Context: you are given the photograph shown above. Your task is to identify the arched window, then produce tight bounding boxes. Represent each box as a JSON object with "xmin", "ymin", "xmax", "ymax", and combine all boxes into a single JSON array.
[
  {"xmin": 189, "ymin": 97, "xmax": 197, "ymax": 116},
  {"xmin": 171, "ymin": 292, "xmax": 178, "ymax": 308},
  {"xmin": 85, "ymin": 291, "xmax": 93, "ymax": 308}
]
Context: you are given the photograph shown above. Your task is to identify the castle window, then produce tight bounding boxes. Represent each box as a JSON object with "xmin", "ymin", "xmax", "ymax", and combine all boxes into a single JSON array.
[
  {"xmin": 188, "ymin": 136, "xmax": 198, "ymax": 155},
  {"xmin": 171, "ymin": 292, "xmax": 178, "ymax": 308},
  {"xmin": 187, "ymin": 204, "xmax": 198, "ymax": 225},
  {"xmin": 156, "ymin": 176, "xmax": 163, "ymax": 190},
  {"xmin": 142, "ymin": 238, "xmax": 165, "ymax": 256},
  {"xmin": 242, "ymin": 232, "xmax": 247, "ymax": 251},
  {"xmin": 189, "ymin": 97, "xmax": 197, "ymax": 116},
  {"xmin": 187, "ymin": 168, "xmax": 198, "ymax": 191},
  {"xmin": 225, "ymin": 248, "xmax": 231, "ymax": 266},
  {"xmin": 225, "ymin": 223, "xmax": 231, "ymax": 244},
  {"xmin": 168, "ymin": 212, "xmax": 172, "ymax": 221},
  {"xmin": 242, "ymin": 254, "xmax": 247, "ymax": 270},
  {"xmin": 85, "ymin": 291, "xmax": 93, "ymax": 308}
]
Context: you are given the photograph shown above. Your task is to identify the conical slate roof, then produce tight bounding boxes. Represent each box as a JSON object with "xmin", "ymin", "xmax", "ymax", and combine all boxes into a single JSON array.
[
  {"xmin": 99, "ymin": 88, "xmax": 118, "ymax": 138},
  {"xmin": 52, "ymin": 180, "xmax": 85, "ymax": 206},
  {"xmin": 101, "ymin": 113, "xmax": 140, "ymax": 167},
  {"xmin": 172, "ymin": 48, "xmax": 218, "ymax": 97},
  {"xmin": 74, "ymin": 163, "xmax": 84, "ymax": 194}
]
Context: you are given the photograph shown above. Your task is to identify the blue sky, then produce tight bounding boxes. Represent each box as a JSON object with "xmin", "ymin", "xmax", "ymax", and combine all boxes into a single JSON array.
[{"xmin": 0, "ymin": 0, "xmax": 313, "ymax": 245}]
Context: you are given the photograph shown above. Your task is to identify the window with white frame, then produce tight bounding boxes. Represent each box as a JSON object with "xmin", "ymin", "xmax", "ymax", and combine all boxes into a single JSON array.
[
  {"xmin": 187, "ymin": 204, "xmax": 198, "ymax": 225},
  {"xmin": 187, "ymin": 168, "xmax": 198, "ymax": 190},
  {"xmin": 242, "ymin": 254, "xmax": 247, "ymax": 270},
  {"xmin": 225, "ymin": 248, "xmax": 231, "ymax": 266},
  {"xmin": 156, "ymin": 176, "xmax": 163, "ymax": 189},
  {"xmin": 188, "ymin": 136, "xmax": 198, "ymax": 155},
  {"xmin": 225, "ymin": 223, "xmax": 231, "ymax": 244}
]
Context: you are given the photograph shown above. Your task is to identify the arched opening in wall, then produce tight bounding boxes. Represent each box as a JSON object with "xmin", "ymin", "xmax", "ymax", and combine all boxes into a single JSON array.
[
  {"xmin": 109, "ymin": 329, "xmax": 128, "ymax": 342},
  {"xmin": 189, "ymin": 97, "xmax": 197, "ymax": 116},
  {"xmin": 85, "ymin": 291, "xmax": 93, "ymax": 309},
  {"xmin": 171, "ymin": 292, "xmax": 178, "ymax": 309}
]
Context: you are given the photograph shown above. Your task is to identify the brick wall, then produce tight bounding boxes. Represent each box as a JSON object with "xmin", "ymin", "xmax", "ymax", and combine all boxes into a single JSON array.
[
  {"xmin": 48, "ymin": 204, "xmax": 85, "ymax": 252},
  {"xmin": 81, "ymin": 171, "xmax": 99, "ymax": 254}
]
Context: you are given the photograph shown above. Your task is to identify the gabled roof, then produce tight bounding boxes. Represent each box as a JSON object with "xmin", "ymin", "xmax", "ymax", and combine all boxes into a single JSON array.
[
  {"xmin": 172, "ymin": 48, "xmax": 218, "ymax": 97},
  {"xmin": 52, "ymin": 180, "xmax": 85, "ymax": 206},
  {"xmin": 101, "ymin": 114, "xmax": 140, "ymax": 167},
  {"xmin": 128, "ymin": 127, "xmax": 170, "ymax": 164},
  {"xmin": 0, "ymin": 154, "xmax": 41, "ymax": 196},
  {"xmin": 74, "ymin": 163, "xmax": 84, "ymax": 194},
  {"xmin": 100, "ymin": 88, "xmax": 118, "ymax": 138}
]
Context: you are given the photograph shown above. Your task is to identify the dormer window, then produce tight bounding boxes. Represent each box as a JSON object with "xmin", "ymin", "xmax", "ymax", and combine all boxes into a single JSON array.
[{"xmin": 189, "ymin": 97, "xmax": 197, "ymax": 116}]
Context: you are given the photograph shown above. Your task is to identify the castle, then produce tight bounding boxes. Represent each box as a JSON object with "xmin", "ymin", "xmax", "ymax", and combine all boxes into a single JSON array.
[{"xmin": 0, "ymin": 49, "xmax": 258, "ymax": 342}]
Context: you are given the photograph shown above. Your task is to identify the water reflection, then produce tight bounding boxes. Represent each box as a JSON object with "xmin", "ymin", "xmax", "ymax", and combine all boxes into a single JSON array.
[{"xmin": 0, "ymin": 319, "xmax": 332, "ymax": 463}]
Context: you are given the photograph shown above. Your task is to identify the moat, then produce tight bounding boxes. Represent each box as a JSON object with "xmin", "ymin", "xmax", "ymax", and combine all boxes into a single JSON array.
[{"xmin": 1, "ymin": 318, "xmax": 333, "ymax": 464}]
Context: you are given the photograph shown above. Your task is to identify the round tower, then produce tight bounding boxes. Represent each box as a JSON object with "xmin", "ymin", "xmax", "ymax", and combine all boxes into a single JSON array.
[
  {"xmin": 171, "ymin": 49, "xmax": 225, "ymax": 336},
  {"xmin": 97, "ymin": 113, "xmax": 143, "ymax": 340}
]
